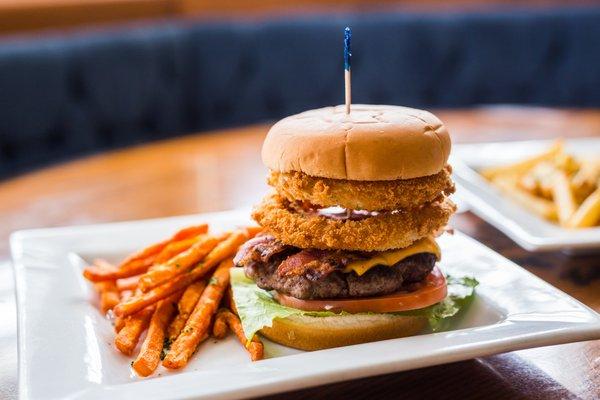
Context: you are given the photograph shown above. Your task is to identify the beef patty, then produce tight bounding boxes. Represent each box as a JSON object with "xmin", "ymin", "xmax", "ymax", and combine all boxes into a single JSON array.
[{"xmin": 234, "ymin": 235, "xmax": 436, "ymax": 300}]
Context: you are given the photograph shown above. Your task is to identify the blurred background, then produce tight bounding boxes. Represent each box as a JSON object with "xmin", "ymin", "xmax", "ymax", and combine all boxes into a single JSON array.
[{"xmin": 1, "ymin": 0, "xmax": 599, "ymax": 178}]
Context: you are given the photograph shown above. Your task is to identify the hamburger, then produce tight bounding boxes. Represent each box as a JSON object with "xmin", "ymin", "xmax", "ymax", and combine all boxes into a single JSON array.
[{"xmin": 231, "ymin": 104, "xmax": 477, "ymax": 351}]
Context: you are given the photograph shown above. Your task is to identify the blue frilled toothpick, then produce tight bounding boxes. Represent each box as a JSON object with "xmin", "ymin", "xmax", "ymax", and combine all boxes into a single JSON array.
[{"xmin": 344, "ymin": 27, "xmax": 352, "ymax": 115}]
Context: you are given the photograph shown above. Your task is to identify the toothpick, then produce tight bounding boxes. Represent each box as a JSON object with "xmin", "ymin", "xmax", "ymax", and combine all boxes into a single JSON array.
[{"xmin": 344, "ymin": 27, "xmax": 352, "ymax": 115}]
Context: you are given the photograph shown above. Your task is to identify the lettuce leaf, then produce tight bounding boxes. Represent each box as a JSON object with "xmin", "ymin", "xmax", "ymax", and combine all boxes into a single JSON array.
[{"xmin": 230, "ymin": 268, "xmax": 478, "ymax": 340}]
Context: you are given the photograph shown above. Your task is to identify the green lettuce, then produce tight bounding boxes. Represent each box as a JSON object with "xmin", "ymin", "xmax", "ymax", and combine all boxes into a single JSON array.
[{"xmin": 230, "ymin": 268, "xmax": 478, "ymax": 340}]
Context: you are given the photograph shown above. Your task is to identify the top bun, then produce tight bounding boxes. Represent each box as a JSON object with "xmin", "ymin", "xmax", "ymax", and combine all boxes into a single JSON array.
[{"xmin": 261, "ymin": 105, "xmax": 451, "ymax": 181}]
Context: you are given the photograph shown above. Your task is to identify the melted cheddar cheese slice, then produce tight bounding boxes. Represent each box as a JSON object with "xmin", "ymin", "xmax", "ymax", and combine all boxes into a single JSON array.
[{"xmin": 344, "ymin": 236, "xmax": 441, "ymax": 276}]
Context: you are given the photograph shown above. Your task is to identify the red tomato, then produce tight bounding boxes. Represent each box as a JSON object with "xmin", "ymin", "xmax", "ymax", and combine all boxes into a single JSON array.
[{"xmin": 274, "ymin": 266, "xmax": 447, "ymax": 314}]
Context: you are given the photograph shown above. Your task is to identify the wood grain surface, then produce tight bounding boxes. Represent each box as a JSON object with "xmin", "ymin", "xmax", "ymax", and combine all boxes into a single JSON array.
[{"xmin": 1, "ymin": 106, "xmax": 599, "ymax": 399}]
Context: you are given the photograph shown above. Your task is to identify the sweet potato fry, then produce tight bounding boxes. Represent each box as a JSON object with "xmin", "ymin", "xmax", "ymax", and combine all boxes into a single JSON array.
[
  {"xmin": 114, "ymin": 316, "xmax": 126, "ymax": 333},
  {"xmin": 114, "ymin": 290, "xmax": 133, "ymax": 332},
  {"xmin": 116, "ymin": 275, "xmax": 140, "ymax": 292},
  {"xmin": 153, "ymin": 238, "xmax": 198, "ymax": 264},
  {"xmin": 114, "ymin": 271, "xmax": 197, "ymax": 317},
  {"xmin": 132, "ymin": 293, "xmax": 181, "ymax": 377},
  {"xmin": 138, "ymin": 235, "xmax": 221, "ymax": 292},
  {"xmin": 115, "ymin": 306, "xmax": 155, "ymax": 356},
  {"xmin": 201, "ymin": 231, "xmax": 247, "ymax": 268},
  {"xmin": 84, "ymin": 257, "xmax": 154, "ymax": 282},
  {"xmin": 96, "ymin": 281, "xmax": 120, "ymax": 314},
  {"xmin": 167, "ymin": 280, "xmax": 207, "ymax": 341},
  {"xmin": 114, "ymin": 230, "xmax": 249, "ymax": 317},
  {"xmin": 114, "ymin": 265, "xmax": 211, "ymax": 317},
  {"xmin": 162, "ymin": 259, "xmax": 233, "ymax": 369},
  {"xmin": 213, "ymin": 309, "xmax": 264, "ymax": 361},
  {"xmin": 171, "ymin": 224, "xmax": 210, "ymax": 241},
  {"xmin": 91, "ymin": 259, "xmax": 120, "ymax": 314},
  {"xmin": 212, "ymin": 310, "xmax": 229, "ymax": 339},
  {"xmin": 119, "ymin": 224, "xmax": 208, "ymax": 269}
]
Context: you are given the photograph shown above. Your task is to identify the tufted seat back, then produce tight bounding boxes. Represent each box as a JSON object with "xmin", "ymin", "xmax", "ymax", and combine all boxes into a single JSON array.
[{"xmin": 0, "ymin": 9, "xmax": 599, "ymax": 177}]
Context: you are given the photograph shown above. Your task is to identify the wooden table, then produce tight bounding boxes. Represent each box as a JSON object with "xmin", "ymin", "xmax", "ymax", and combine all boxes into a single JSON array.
[{"xmin": 1, "ymin": 106, "xmax": 599, "ymax": 399}]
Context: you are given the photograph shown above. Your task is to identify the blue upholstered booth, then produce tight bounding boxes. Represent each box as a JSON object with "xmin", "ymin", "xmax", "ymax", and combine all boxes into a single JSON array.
[{"xmin": 1, "ymin": 8, "xmax": 599, "ymax": 177}]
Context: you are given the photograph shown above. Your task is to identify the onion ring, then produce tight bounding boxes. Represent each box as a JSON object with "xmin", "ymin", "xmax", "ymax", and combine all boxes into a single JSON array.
[
  {"xmin": 252, "ymin": 193, "xmax": 456, "ymax": 251},
  {"xmin": 267, "ymin": 165, "xmax": 454, "ymax": 211}
]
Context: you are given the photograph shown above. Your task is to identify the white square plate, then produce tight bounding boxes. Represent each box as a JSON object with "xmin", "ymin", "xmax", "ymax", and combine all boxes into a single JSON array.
[
  {"xmin": 452, "ymin": 138, "xmax": 600, "ymax": 252},
  {"xmin": 12, "ymin": 209, "xmax": 600, "ymax": 400}
]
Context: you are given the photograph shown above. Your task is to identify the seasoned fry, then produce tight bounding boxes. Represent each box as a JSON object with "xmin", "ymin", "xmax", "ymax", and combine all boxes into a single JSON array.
[
  {"xmin": 167, "ymin": 280, "xmax": 207, "ymax": 341},
  {"xmin": 492, "ymin": 176, "xmax": 558, "ymax": 221},
  {"xmin": 114, "ymin": 272, "xmax": 198, "ymax": 317},
  {"xmin": 119, "ymin": 224, "xmax": 208, "ymax": 269},
  {"xmin": 162, "ymin": 259, "xmax": 233, "ymax": 369},
  {"xmin": 91, "ymin": 259, "xmax": 121, "ymax": 314},
  {"xmin": 115, "ymin": 306, "xmax": 155, "ymax": 356},
  {"xmin": 97, "ymin": 281, "xmax": 120, "ymax": 314},
  {"xmin": 114, "ymin": 290, "xmax": 133, "ymax": 332},
  {"xmin": 212, "ymin": 311, "xmax": 228, "ymax": 339},
  {"xmin": 138, "ymin": 235, "xmax": 221, "ymax": 292},
  {"xmin": 117, "ymin": 230, "xmax": 249, "ymax": 315},
  {"xmin": 481, "ymin": 140, "xmax": 563, "ymax": 180},
  {"xmin": 83, "ymin": 224, "xmax": 262, "ymax": 374},
  {"xmin": 114, "ymin": 317, "xmax": 126, "ymax": 333},
  {"xmin": 171, "ymin": 225, "xmax": 210, "ymax": 241},
  {"xmin": 153, "ymin": 238, "xmax": 198, "ymax": 264},
  {"xmin": 132, "ymin": 293, "xmax": 181, "ymax": 377},
  {"xmin": 83, "ymin": 257, "xmax": 154, "ymax": 282},
  {"xmin": 116, "ymin": 275, "xmax": 140, "ymax": 292},
  {"xmin": 199, "ymin": 231, "xmax": 247, "ymax": 272},
  {"xmin": 119, "ymin": 242, "xmax": 166, "ymax": 268},
  {"xmin": 213, "ymin": 309, "xmax": 264, "ymax": 361},
  {"xmin": 567, "ymin": 187, "xmax": 600, "ymax": 228},
  {"xmin": 551, "ymin": 171, "xmax": 578, "ymax": 226}
]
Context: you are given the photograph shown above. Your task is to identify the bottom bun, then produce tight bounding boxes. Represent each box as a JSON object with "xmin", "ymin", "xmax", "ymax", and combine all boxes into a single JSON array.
[{"xmin": 260, "ymin": 313, "xmax": 428, "ymax": 351}]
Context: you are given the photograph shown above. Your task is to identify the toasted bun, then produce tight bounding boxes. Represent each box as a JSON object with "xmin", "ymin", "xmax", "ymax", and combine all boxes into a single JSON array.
[
  {"xmin": 260, "ymin": 313, "xmax": 428, "ymax": 351},
  {"xmin": 262, "ymin": 105, "xmax": 450, "ymax": 181}
]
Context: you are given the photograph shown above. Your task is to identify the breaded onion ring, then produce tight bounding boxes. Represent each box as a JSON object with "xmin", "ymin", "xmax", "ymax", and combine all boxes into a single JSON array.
[
  {"xmin": 267, "ymin": 166, "xmax": 454, "ymax": 211},
  {"xmin": 252, "ymin": 193, "xmax": 456, "ymax": 251}
]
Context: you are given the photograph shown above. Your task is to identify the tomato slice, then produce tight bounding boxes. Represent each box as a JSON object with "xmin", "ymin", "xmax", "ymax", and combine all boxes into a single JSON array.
[{"xmin": 274, "ymin": 266, "xmax": 447, "ymax": 314}]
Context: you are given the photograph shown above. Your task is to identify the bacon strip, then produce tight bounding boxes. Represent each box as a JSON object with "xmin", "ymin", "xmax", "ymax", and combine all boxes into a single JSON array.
[
  {"xmin": 277, "ymin": 250, "xmax": 343, "ymax": 280},
  {"xmin": 236, "ymin": 235, "xmax": 367, "ymax": 280},
  {"xmin": 233, "ymin": 235, "xmax": 290, "ymax": 265}
]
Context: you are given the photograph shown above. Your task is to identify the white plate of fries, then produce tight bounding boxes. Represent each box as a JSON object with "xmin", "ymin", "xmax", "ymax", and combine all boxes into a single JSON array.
[
  {"xmin": 11, "ymin": 208, "xmax": 600, "ymax": 400},
  {"xmin": 452, "ymin": 138, "xmax": 600, "ymax": 252}
]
